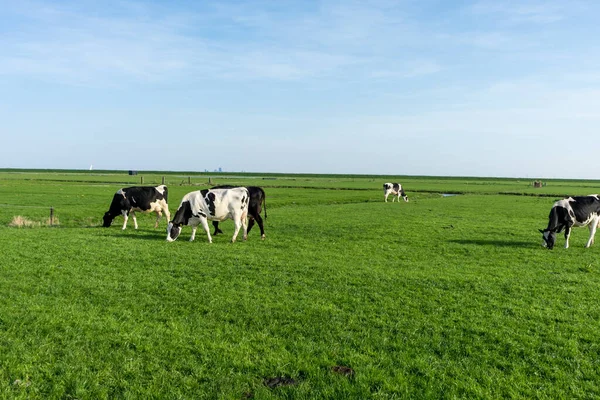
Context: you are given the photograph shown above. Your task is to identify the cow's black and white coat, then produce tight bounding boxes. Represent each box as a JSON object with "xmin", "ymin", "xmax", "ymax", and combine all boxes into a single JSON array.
[
  {"xmin": 103, "ymin": 185, "xmax": 170, "ymax": 230},
  {"xmin": 211, "ymin": 186, "xmax": 267, "ymax": 240},
  {"xmin": 167, "ymin": 187, "xmax": 249, "ymax": 243},
  {"xmin": 383, "ymin": 182, "xmax": 408, "ymax": 203},
  {"xmin": 540, "ymin": 195, "xmax": 600, "ymax": 249}
]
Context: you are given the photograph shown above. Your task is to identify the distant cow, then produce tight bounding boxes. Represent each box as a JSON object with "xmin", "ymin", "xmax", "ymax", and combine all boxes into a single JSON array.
[
  {"xmin": 539, "ymin": 195, "xmax": 600, "ymax": 249},
  {"xmin": 103, "ymin": 185, "xmax": 170, "ymax": 230},
  {"xmin": 167, "ymin": 187, "xmax": 249, "ymax": 243},
  {"xmin": 211, "ymin": 186, "xmax": 267, "ymax": 240},
  {"xmin": 383, "ymin": 182, "xmax": 408, "ymax": 202}
]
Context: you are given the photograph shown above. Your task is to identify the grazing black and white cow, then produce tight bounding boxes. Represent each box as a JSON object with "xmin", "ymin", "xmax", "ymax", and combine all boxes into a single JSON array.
[
  {"xmin": 103, "ymin": 185, "xmax": 170, "ymax": 230},
  {"xmin": 167, "ymin": 187, "xmax": 249, "ymax": 243},
  {"xmin": 539, "ymin": 195, "xmax": 600, "ymax": 249},
  {"xmin": 383, "ymin": 182, "xmax": 408, "ymax": 203},
  {"xmin": 211, "ymin": 186, "xmax": 267, "ymax": 240}
]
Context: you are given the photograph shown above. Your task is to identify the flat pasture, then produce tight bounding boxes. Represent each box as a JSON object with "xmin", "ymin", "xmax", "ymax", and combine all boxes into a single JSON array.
[{"xmin": 1, "ymin": 171, "xmax": 600, "ymax": 399}]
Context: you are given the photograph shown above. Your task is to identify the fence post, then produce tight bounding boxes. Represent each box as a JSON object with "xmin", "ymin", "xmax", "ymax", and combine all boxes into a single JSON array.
[
  {"xmin": 162, "ymin": 176, "xmax": 166, "ymax": 185},
  {"xmin": 188, "ymin": 176, "xmax": 191, "ymax": 185},
  {"xmin": 141, "ymin": 176, "xmax": 144, "ymax": 185},
  {"xmin": 50, "ymin": 207, "xmax": 54, "ymax": 226},
  {"xmin": 209, "ymin": 177, "xmax": 212, "ymax": 185}
]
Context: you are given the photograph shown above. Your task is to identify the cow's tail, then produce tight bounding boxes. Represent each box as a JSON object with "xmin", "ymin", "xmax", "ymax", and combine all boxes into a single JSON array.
[{"xmin": 262, "ymin": 189, "xmax": 267, "ymax": 220}]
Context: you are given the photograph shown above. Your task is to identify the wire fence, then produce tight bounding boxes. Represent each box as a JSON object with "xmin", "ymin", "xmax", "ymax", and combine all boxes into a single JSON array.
[{"xmin": 0, "ymin": 204, "xmax": 54, "ymax": 209}]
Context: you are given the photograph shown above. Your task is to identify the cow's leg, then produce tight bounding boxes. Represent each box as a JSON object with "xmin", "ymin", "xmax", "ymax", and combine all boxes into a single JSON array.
[
  {"xmin": 121, "ymin": 211, "xmax": 129, "ymax": 230},
  {"xmin": 384, "ymin": 194, "xmax": 388, "ymax": 202},
  {"xmin": 231, "ymin": 212, "xmax": 248, "ymax": 243},
  {"xmin": 199, "ymin": 218, "xmax": 212, "ymax": 243},
  {"xmin": 154, "ymin": 211, "xmax": 161, "ymax": 228},
  {"xmin": 163, "ymin": 206, "xmax": 171, "ymax": 227},
  {"xmin": 564, "ymin": 227, "xmax": 572, "ymax": 249},
  {"xmin": 189, "ymin": 225, "xmax": 197, "ymax": 242},
  {"xmin": 247, "ymin": 217, "xmax": 255, "ymax": 234},
  {"xmin": 212, "ymin": 221, "xmax": 224, "ymax": 235},
  {"xmin": 131, "ymin": 211, "xmax": 139, "ymax": 229},
  {"xmin": 586, "ymin": 221, "xmax": 598, "ymax": 248},
  {"xmin": 253, "ymin": 214, "xmax": 266, "ymax": 239},
  {"xmin": 231, "ymin": 218, "xmax": 242, "ymax": 243}
]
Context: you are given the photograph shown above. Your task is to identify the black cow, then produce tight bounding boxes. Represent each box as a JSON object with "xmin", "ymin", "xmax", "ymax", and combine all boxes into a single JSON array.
[
  {"xmin": 102, "ymin": 185, "xmax": 170, "ymax": 230},
  {"xmin": 211, "ymin": 186, "xmax": 267, "ymax": 239},
  {"xmin": 539, "ymin": 195, "xmax": 600, "ymax": 249}
]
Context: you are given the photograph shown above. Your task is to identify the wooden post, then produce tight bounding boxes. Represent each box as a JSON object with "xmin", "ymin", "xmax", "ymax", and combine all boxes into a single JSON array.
[
  {"xmin": 188, "ymin": 176, "xmax": 191, "ymax": 185},
  {"xmin": 209, "ymin": 177, "xmax": 212, "ymax": 185},
  {"xmin": 141, "ymin": 176, "xmax": 144, "ymax": 185},
  {"xmin": 50, "ymin": 207, "xmax": 54, "ymax": 226},
  {"xmin": 162, "ymin": 176, "xmax": 166, "ymax": 185}
]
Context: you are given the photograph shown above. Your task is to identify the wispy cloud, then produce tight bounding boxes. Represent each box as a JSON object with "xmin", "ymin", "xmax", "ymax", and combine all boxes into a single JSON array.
[
  {"xmin": 370, "ymin": 60, "xmax": 442, "ymax": 79},
  {"xmin": 0, "ymin": 0, "xmax": 442, "ymax": 86},
  {"xmin": 469, "ymin": 1, "xmax": 569, "ymax": 24},
  {"xmin": 0, "ymin": 2, "xmax": 205, "ymax": 84}
]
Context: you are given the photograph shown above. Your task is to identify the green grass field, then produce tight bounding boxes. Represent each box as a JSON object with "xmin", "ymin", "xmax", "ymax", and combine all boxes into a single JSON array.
[{"xmin": 1, "ymin": 170, "xmax": 600, "ymax": 399}]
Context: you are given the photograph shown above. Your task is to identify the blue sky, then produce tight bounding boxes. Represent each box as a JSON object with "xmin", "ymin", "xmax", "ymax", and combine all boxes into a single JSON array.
[{"xmin": 1, "ymin": 0, "xmax": 599, "ymax": 178}]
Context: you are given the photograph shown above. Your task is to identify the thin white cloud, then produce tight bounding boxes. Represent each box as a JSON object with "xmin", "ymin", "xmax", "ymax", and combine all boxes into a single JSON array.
[
  {"xmin": 469, "ymin": 1, "xmax": 568, "ymax": 24},
  {"xmin": 371, "ymin": 60, "xmax": 442, "ymax": 79}
]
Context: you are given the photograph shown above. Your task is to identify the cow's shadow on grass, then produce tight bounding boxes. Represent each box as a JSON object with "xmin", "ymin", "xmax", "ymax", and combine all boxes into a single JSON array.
[
  {"xmin": 449, "ymin": 239, "xmax": 536, "ymax": 248},
  {"xmin": 101, "ymin": 228, "xmax": 232, "ymax": 242},
  {"xmin": 101, "ymin": 228, "xmax": 167, "ymax": 241}
]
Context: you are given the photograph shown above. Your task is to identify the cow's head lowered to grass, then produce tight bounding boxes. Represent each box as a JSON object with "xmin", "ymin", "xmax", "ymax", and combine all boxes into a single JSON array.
[
  {"xmin": 103, "ymin": 192, "xmax": 130, "ymax": 227},
  {"xmin": 167, "ymin": 222, "xmax": 182, "ymax": 241},
  {"xmin": 166, "ymin": 200, "xmax": 193, "ymax": 242},
  {"xmin": 539, "ymin": 228, "xmax": 557, "ymax": 250},
  {"xmin": 102, "ymin": 211, "xmax": 117, "ymax": 227}
]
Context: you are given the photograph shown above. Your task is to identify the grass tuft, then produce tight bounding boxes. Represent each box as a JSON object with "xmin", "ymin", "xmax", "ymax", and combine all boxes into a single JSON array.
[
  {"xmin": 8, "ymin": 215, "xmax": 60, "ymax": 228},
  {"xmin": 9, "ymin": 215, "xmax": 40, "ymax": 228},
  {"xmin": 579, "ymin": 263, "xmax": 594, "ymax": 273}
]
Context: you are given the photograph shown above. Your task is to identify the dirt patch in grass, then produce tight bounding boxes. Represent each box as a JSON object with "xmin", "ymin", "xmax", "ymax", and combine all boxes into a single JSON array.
[
  {"xmin": 331, "ymin": 365, "xmax": 355, "ymax": 378},
  {"xmin": 263, "ymin": 376, "xmax": 297, "ymax": 389}
]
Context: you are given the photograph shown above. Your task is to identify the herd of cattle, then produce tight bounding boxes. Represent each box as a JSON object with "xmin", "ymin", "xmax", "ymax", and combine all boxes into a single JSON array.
[
  {"xmin": 102, "ymin": 184, "xmax": 267, "ymax": 243},
  {"xmin": 101, "ymin": 182, "xmax": 600, "ymax": 249}
]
